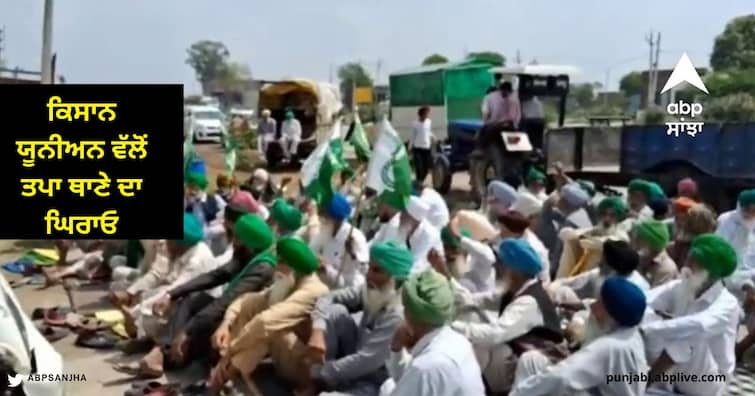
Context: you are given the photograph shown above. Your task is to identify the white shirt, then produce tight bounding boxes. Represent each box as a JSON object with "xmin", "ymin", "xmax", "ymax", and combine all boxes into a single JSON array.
[
  {"xmin": 387, "ymin": 326, "xmax": 485, "ymax": 396},
  {"xmin": 370, "ymin": 215, "xmax": 444, "ymax": 274},
  {"xmin": 452, "ymin": 278, "xmax": 545, "ymax": 348},
  {"xmin": 553, "ymin": 268, "xmax": 650, "ymax": 298},
  {"xmin": 281, "ymin": 119, "xmax": 302, "ymax": 138},
  {"xmin": 524, "ymin": 230, "xmax": 551, "ymax": 285},
  {"xmin": 421, "ymin": 188, "xmax": 450, "ymax": 230},
  {"xmin": 310, "ymin": 221, "xmax": 369, "ymax": 289},
  {"xmin": 642, "ymin": 280, "xmax": 740, "ymax": 396},
  {"xmin": 410, "ymin": 119, "xmax": 432, "ymax": 149},
  {"xmin": 457, "ymin": 237, "xmax": 497, "ymax": 293},
  {"xmin": 511, "ymin": 327, "xmax": 648, "ymax": 396},
  {"xmin": 717, "ymin": 209, "xmax": 755, "ymax": 292}
]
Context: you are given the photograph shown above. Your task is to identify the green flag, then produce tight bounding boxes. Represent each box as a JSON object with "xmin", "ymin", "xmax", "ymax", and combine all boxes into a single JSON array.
[
  {"xmin": 301, "ymin": 120, "xmax": 348, "ymax": 206},
  {"xmin": 348, "ymin": 113, "xmax": 371, "ymax": 162},
  {"xmin": 366, "ymin": 118, "xmax": 412, "ymax": 205}
]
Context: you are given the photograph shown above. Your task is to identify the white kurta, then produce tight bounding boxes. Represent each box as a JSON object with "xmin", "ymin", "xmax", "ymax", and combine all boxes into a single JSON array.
[
  {"xmin": 385, "ymin": 326, "xmax": 485, "ymax": 396},
  {"xmin": 311, "ymin": 221, "xmax": 369, "ymax": 289},
  {"xmin": 523, "ymin": 230, "xmax": 551, "ymax": 285},
  {"xmin": 369, "ymin": 215, "xmax": 443, "ymax": 274},
  {"xmin": 716, "ymin": 209, "xmax": 755, "ymax": 295},
  {"xmin": 456, "ymin": 237, "xmax": 497, "ymax": 293},
  {"xmin": 510, "ymin": 327, "xmax": 648, "ymax": 396},
  {"xmin": 421, "ymin": 188, "xmax": 450, "ymax": 230},
  {"xmin": 642, "ymin": 280, "xmax": 740, "ymax": 396}
]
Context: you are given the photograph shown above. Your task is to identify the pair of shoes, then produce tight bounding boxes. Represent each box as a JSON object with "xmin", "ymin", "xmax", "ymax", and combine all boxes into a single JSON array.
[{"xmin": 75, "ymin": 331, "xmax": 119, "ymax": 350}]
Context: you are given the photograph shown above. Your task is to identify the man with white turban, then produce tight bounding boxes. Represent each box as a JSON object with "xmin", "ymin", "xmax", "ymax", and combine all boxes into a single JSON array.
[
  {"xmin": 257, "ymin": 109, "xmax": 276, "ymax": 153},
  {"xmin": 419, "ymin": 186, "xmax": 450, "ymax": 230}
]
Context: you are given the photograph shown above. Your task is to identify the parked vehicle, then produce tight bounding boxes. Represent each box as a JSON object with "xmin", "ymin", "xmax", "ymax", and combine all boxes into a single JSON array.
[
  {"xmin": 546, "ymin": 122, "xmax": 755, "ymax": 212},
  {"xmin": 0, "ymin": 274, "xmax": 66, "ymax": 396},
  {"xmin": 257, "ymin": 79, "xmax": 342, "ymax": 168},
  {"xmin": 185, "ymin": 105, "xmax": 226, "ymax": 143}
]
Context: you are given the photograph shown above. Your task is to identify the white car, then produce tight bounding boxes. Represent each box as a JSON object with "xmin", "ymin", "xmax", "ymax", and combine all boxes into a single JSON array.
[
  {"xmin": 0, "ymin": 274, "xmax": 65, "ymax": 396},
  {"xmin": 186, "ymin": 105, "xmax": 226, "ymax": 143}
]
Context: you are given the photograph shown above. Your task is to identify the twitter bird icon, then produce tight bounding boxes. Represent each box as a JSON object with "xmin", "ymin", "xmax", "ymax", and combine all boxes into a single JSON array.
[{"xmin": 7, "ymin": 373, "xmax": 24, "ymax": 388}]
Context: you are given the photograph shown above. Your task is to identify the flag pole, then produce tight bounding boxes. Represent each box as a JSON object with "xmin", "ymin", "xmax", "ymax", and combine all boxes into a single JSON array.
[{"xmin": 335, "ymin": 164, "xmax": 368, "ymax": 286}]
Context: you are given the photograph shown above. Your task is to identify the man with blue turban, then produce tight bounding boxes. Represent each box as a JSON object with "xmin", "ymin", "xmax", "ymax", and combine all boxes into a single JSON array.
[
  {"xmin": 451, "ymin": 238, "xmax": 565, "ymax": 394},
  {"xmin": 642, "ymin": 234, "xmax": 739, "ymax": 396},
  {"xmin": 185, "ymin": 158, "xmax": 228, "ymax": 256},
  {"xmin": 511, "ymin": 276, "xmax": 648, "ymax": 396},
  {"xmin": 311, "ymin": 193, "xmax": 370, "ymax": 289},
  {"xmin": 535, "ymin": 182, "xmax": 592, "ymax": 278},
  {"xmin": 304, "ymin": 242, "xmax": 412, "ymax": 395},
  {"xmin": 485, "ymin": 180, "xmax": 519, "ymax": 223}
]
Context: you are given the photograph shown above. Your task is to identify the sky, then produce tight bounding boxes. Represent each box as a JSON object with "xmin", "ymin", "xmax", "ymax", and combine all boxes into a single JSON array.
[{"xmin": 1, "ymin": 0, "xmax": 752, "ymax": 94}]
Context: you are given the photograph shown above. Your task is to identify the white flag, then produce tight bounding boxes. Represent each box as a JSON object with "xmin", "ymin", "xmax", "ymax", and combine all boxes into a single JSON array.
[{"xmin": 365, "ymin": 119, "xmax": 403, "ymax": 194}]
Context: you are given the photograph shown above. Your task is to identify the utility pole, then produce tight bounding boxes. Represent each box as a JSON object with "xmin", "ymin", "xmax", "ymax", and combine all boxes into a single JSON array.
[
  {"xmin": 516, "ymin": 50, "xmax": 522, "ymax": 65},
  {"xmin": 645, "ymin": 31, "xmax": 655, "ymax": 108},
  {"xmin": 40, "ymin": 0, "xmax": 54, "ymax": 84},
  {"xmin": 375, "ymin": 59, "xmax": 382, "ymax": 85},
  {"xmin": 651, "ymin": 32, "xmax": 661, "ymax": 105},
  {"xmin": 0, "ymin": 26, "xmax": 5, "ymax": 66}
]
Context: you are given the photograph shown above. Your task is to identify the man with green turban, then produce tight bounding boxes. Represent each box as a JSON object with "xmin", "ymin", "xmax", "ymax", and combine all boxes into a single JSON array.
[
  {"xmin": 437, "ymin": 221, "xmax": 497, "ymax": 293},
  {"xmin": 112, "ymin": 213, "xmax": 220, "ymax": 378},
  {"xmin": 642, "ymin": 234, "xmax": 739, "ymax": 396},
  {"xmin": 209, "ymin": 236, "xmax": 328, "ymax": 394},
  {"xmin": 524, "ymin": 167, "xmax": 548, "ymax": 202},
  {"xmin": 626, "ymin": 178, "xmax": 656, "ymax": 221},
  {"xmin": 268, "ymin": 198, "xmax": 304, "ymax": 237},
  {"xmin": 380, "ymin": 269, "xmax": 485, "ymax": 396},
  {"xmin": 633, "ymin": 220, "xmax": 678, "ymax": 287},
  {"xmin": 279, "ymin": 109, "xmax": 302, "ymax": 160},
  {"xmin": 716, "ymin": 189, "xmax": 755, "ymax": 297},
  {"xmin": 302, "ymin": 242, "xmax": 412, "ymax": 395},
  {"xmin": 185, "ymin": 158, "xmax": 228, "ymax": 255}
]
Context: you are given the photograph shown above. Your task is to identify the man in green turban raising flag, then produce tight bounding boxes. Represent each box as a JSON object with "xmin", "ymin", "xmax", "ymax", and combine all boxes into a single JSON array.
[
  {"xmin": 633, "ymin": 220, "xmax": 678, "ymax": 288},
  {"xmin": 642, "ymin": 234, "xmax": 740, "ymax": 396},
  {"xmin": 208, "ymin": 237, "xmax": 329, "ymax": 395},
  {"xmin": 302, "ymin": 242, "xmax": 412, "ymax": 395},
  {"xmin": 435, "ymin": 221, "xmax": 496, "ymax": 293},
  {"xmin": 381, "ymin": 269, "xmax": 485, "ymax": 396}
]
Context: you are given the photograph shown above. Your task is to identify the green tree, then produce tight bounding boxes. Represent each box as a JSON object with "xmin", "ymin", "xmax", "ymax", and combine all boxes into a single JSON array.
[
  {"xmin": 705, "ymin": 69, "xmax": 755, "ymax": 97},
  {"xmin": 704, "ymin": 93, "xmax": 755, "ymax": 121},
  {"xmin": 219, "ymin": 62, "xmax": 252, "ymax": 90},
  {"xmin": 619, "ymin": 71, "xmax": 644, "ymax": 97},
  {"xmin": 422, "ymin": 54, "xmax": 449, "ymax": 65},
  {"xmin": 186, "ymin": 40, "xmax": 231, "ymax": 92},
  {"xmin": 466, "ymin": 51, "xmax": 506, "ymax": 66},
  {"xmin": 570, "ymin": 83, "xmax": 596, "ymax": 108},
  {"xmin": 710, "ymin": 14, "xmax": 755, "ymax": 70},
  {"xmin": 337, "ymin": 62, "xmax": 374, "ymax": 106}
]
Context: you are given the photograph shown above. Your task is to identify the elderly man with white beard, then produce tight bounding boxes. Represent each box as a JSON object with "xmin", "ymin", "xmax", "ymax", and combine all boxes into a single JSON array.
[
  {"xmin": 300, "ymin": 242, "xmax": 413, "ymax": 396},
  {"xmin": 642, "ymin": 234, "xmax": 740, "ymax": 396},
  {"xmin": 452, "ymin": 239, "xmax": 566, "ymax": 395},
  {"xmin": 510, "ymin": 276, "xmax": 649, "ymax": 396},
  {"xmin": 437, "ymin": 220, "xmax": 497, "ymax": 293},
  {"xmin": 208, "ymin": 237, "xmax": 329, "ymax": 395}
]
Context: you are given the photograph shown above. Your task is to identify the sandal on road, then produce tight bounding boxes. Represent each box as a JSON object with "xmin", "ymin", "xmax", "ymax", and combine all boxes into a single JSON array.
[{"xmin": 112, "ymin": 361, "xmax": 163, "ymax": 379}]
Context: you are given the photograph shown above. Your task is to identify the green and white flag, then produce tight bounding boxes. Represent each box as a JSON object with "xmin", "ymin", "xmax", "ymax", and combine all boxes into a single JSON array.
[
  {"xmin": 348, "ymin": 113, "xmax": 371, "ymax": 162},
  {"xmin": 301, "ymin": 120, "xmax": 348, "ymax": 206},
  {"xmin": 366, "ymin": 118, "xmax": 413, "ymax": 200}
]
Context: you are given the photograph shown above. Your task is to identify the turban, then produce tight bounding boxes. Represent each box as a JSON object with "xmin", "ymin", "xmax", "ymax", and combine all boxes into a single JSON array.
[
  {"xmin": 648, "ymin": 198, "xmax": 670, "ymax": 218},
  {"xmin": 487, "ymin": 181, "xmax": 518, "ymax": 208},
  {"xmin": 634, "ymin": 220, "xmax": 670, "ymax": 252},
  {"xmin": 234, "ymin": 214, "xmax": 275, "ymax": 252},
  {"xmin": 378, "ymin": 189, "xmax": 408, "ymax": 211},
  {"xmin": 498, "ymin": 238, "xmax": 542, "ymax": 278},
  {"xmin": 187, "ymin": 159, "xmax": 207, "ymax": 175},
  {"xmin": 441, "ymin": 226, "xmax": 471, "ymax": 249},
  {"xmin": 406, "ymin": 196, "xmax": 429, "ymax": 222},
  {"xmin": 178, "ymin": 213, "xmax": 204, "ymax": 246},
  {"xmin": 526, "ymin": 168, "xmax": 546, "ymax": 183},
  {"xmin": 511, "ymin": 192, "xmax": 543, "ymax": 218},
  {"xmin": 597, "ymin": 197, "xmax": 628, "ymax": 220},
  {"xmin": 369, "ymin": 242, "xmax": 413, "ymax": 280},
  {"xmin": 577, "ymin": 180, "xmax": 596, "ymax": 197},
  {"xmin": 677, "ymin": 178, "xmax": 698, "ymax": 197},
  {"xmin": 285, "ymin": 110, "xmax": 294, "ymax": 119},
  {"xmin": 560, "ymin": 183, "xmax": 590, "ymax": 208},
  {"xmin": 672, "ymin": 197, "xmax": 697, "ymax": 214},
  {"xmin": 601, "ymin": 276, "xmax": 647, "ymax": 327},
  {"xmin": 229, "ymin": 190, "xmax": 260, "ymax": 214},
  {"xmin": 739, "ymin": 189, "xmax": 755, "ymax": 207},
  {"xmin": 276, "ymin": 237, "xmax": 319, "ymax": 275},
  {"xmin": 689, "ymin": 234, "xmax": 737, "ymax": 279},
  {"xmin": 628, "ymin": 179, "xmax": 650, "ymax": 196},
  {"xmin": 327, "ymin": 193, "xmax": 352, "ymax": 221},
  {"xmin": 252, "ymin": 168, "xmax": 269, "ymax": 182},
  {"xmin": 185, "ymin": 172, "xmax": 208, "ymax": 190},
  {"xmin": 646, "ymin": 182, "xmax": 666, "ymax": 201},
  {"xmin": 270, "ymin": 199, "xmax": 303, "ymax": 232},
  {"xmin": 497, "ymin": 211, "xmax": 531, "ymax": 234},
  {"xmin": 402, "ymin": 270, "xmax": 455, "ymax": 326},
  {"xmin": 602, "ymin": 240, "xmax": 639, "ymax": 276}
]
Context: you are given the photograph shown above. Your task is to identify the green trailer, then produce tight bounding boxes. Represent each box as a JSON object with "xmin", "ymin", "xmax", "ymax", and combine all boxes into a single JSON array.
[{"xmin": 389, "ymin": 60, "xmax": 495, "ymax": 141}]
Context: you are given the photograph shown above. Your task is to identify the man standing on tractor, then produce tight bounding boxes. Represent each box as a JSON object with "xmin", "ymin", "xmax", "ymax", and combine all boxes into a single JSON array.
[
  {"xmin": 520, "ymin": 93, "xmax": 545, "ymax": 150},
  {"xmin": 481, "ymin": 81, "xmax": 521, "ymax": 129}
]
